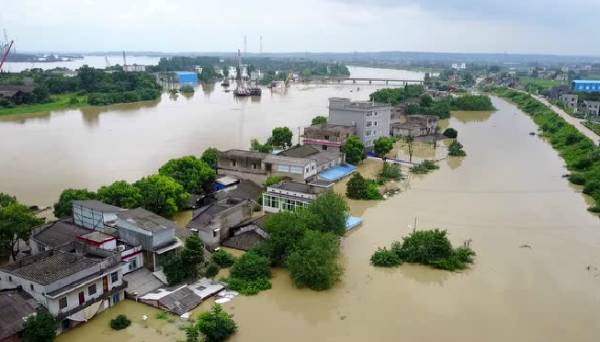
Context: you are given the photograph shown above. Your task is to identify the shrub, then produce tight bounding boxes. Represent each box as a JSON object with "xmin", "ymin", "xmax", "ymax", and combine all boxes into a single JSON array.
[
  {"xmin": 569, "ymin": 173, "xmax": 586, "ymax": 185},
  {"xmin": 180, "ymin": 85, "xmax": 195, "ymax": 93},
  {"xmin": 264, "ymin": 175, "xmax": 283, "ymax": 187},
  {"xmin": 443, "ymin": 128, "xmax": 458, "ymax": 139},
  {"xmin": 195, "ymin": 304, "xmax": 237, "ymax": 342},
  {"xmin": 379, "ymin": 162, "xmax": 402, "ymax": 182},
  {"xmin": 212, "ymin": 250, "xmax": 236, "ymax": 268},
  {"xmin": 205, "ymin": 263, "xmax": 220, "ymax": 278},
  {"xmin": 110, "ymin": 315, "xmax": 131, "ymax": 330},
  {"xmin": 223, "ymin": 252, "xmax": 271, "ymax": 295},
  {"xmin": 448, "ymin": 141, "xmax": 467, "ymax": 156},
  {"xmin": 370, "ymin": 247, "xmax": 402, "ymax": 267},
  {"xmin": 346, "ymin": 173, "xmax": 369, "ymax": 199},
  {"xmin": 410, "ymin": 160, "xmax": 439, "ymax": 174},
  {"xmin": 342, "ymin": 136, "xmax": 366, "ymax": 165}
]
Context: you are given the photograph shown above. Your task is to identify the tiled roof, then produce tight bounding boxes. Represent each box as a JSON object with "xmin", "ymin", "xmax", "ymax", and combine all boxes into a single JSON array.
[
  {"xmin": 117, "ymin": 208, "xmax": 180, "ymax": 233},
  {"xmin": 0, "ymin": 290, "xmax": 38, "ymax": 340},
  {"xmin": 33, "ymin": 220, "xmax": 90, "ymax": 248}
]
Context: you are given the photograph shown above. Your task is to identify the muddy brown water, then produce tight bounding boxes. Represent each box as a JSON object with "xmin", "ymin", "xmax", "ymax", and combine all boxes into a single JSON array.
[{"xmin": 56, "ymin": 96, "xmax": 600, "ymax": 342}]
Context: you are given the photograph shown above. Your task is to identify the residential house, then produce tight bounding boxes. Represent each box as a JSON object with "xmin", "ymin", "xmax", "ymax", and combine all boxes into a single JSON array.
[
  {"xmin": 218, "ymin": 149, "xmax": 269, "ymax": 184},
  {"xmin": 187, "ymin": 198, "xmax": 253, "ymax": 250},
  {"xmin": 559, "ymin": 94, "xmax": 578, "ymax": 112},
  {"xmin": 263, "ymin": 154, "xmax": 318, "ymax": 182},
  {"xmin": 113, "ymin": 208, "xmax": 183, "ymax": 272},
  {"xmin": 222, "ymin": 215, "xmax": 269, "ymax": 251},
  {"xmin": 302, "ymin": 123, "xmax": 355, "ymax": 152},
  {"xmin": 0, "ymin": 290, "xmax": 38, "ymax": 342},
  {"xmin": 0, "ymin": 244, "xmax": 126, "ymax": 333},
  {"xmin": 278, "ymin": 145, "xmax": 343, "ymax": 174},
  {"xmin": 328, "ymin": 97, "xmax": 391, "ymax": 147},
  {"xmin": 582, "ymin": 100, "xmax": 600, "ymax": 117},
  {"xmin": 391, "ymin": 114, "xmax": 439, "ymax": 137},
  {"xmin": 262, "ymin": 181, "xmax": 321, "ymax": 213}
]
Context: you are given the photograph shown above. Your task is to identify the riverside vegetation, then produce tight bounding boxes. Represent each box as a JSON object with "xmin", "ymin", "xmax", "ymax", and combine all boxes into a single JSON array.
[
  {"xmin": 494, "ymin": 87, "xmax": 600, "ymax": 212},
  {"xmin": 370, "ymin": 229, "xmax": 475, "ymax": 271}
]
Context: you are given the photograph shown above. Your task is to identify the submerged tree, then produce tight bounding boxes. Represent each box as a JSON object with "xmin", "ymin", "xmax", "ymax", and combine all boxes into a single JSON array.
[
  {"xmin": 0, "ymin": 202, "xmax": 44, "ymax": 260},
  {"xmin": 23, "ymin": 307, "xmax": 57, "ymax": 342}
]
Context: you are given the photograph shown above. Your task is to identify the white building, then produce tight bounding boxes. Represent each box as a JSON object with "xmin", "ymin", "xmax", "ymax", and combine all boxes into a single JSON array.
[
  {"xmin": 328, "ymin": 97, "xmax": 391, "ymax": 148},
  {"xmin": 72, "ymin": 200, "xmax": 123, "ymax": 231},
  {"xmin": 262, "ymin": 181, "xmax": 320, "ymax": 213},
  {"xmin": 123, "ymin": 64, "xmax": 146, "ymax": 72},
  {"xmin": 0, "ymin": 246, "xmax": 125, "ymax": 333}
]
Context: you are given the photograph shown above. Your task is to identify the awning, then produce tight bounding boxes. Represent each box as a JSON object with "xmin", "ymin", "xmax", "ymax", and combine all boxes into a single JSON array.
[{"xmin": 66, "ymin": 300, "xmax": 103, "ymax": 322}]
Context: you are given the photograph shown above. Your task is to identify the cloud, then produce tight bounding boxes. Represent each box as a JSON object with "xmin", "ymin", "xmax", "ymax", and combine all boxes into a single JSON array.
[{"xmin": 0, "ymin": 0, "xmax": 598, "ymax": 55}]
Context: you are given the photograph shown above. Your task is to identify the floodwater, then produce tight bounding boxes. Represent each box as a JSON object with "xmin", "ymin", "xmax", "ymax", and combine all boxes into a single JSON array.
[
  {"xmin": 2, "ymin": 55, "xmax": 161, "ymax": 72},
  {"xmin": 0, "ymin": 66, "xmax": 422, "ymax": 207},
  {"xmin": 58, "ymin": 97, "xmax": 600, "ymax": 342}
]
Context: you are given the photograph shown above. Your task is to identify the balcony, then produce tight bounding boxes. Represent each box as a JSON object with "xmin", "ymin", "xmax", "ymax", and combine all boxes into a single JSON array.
[{"xmin": 56, "ymin": 281, "xmax": 127, "ymax": 321}]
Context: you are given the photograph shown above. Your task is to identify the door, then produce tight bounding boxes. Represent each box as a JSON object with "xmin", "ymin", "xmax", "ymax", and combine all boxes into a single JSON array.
[
  {"xmin": 78, "ymin": 291, "xmax": 85, "ymax": 305},
  {"xmin": 103, "ymin": 276, "xmax": 108, "ymax": 292}
]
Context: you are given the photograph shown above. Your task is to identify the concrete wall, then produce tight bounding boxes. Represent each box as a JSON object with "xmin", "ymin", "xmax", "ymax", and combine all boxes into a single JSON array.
[
  {"xmin": 116, "ymin": 220, "xmax": 174, "ymax": 251},
  {"xmin": 198, "ymin": 202, "xmax": 253, "ymax": 250},
  {"xmin": 73, "ymin": 204, "xmax": 118, "ymax": 230}
]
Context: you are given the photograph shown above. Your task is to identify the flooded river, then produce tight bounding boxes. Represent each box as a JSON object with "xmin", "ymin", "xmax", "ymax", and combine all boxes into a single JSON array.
[
  {"xmin": 0, "ymin": 66, "xmax": 421, "ymax": 207},
  {"xmin": 56, "ymin": 96, "xmax": 600, "ymax": 342}
]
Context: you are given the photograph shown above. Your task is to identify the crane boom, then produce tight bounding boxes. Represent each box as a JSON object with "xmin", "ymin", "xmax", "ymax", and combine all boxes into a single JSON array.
[{"xmin": 0, "ymin": 40, "xmax": 14, "ymax": 71}]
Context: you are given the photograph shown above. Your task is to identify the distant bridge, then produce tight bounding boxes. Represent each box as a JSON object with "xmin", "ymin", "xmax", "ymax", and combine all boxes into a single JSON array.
[{"xmin": 306, "ymin": 76, "xmax": 424, "ymax": 85}]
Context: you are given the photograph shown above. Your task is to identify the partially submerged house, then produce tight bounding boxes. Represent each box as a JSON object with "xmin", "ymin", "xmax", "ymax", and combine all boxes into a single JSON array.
[
  {"xmin": 0, "ymin": 243, "xmax": 126, "ymax": 333},
  {"xmin": 139, "ymin": 278, "xmax": 224, "ymax": 316},
  {"xmin": 391, "ymin": 114, "xmax": 439, "ymax": 137},
  {"xmin": 222, "ymin": 215, "xmax": 269, "ymax": 251},
  {"xmin": 187, "ymin": 198, "xmax": 253, "ymax": 250},
  {"xmin": 114, "ymin": 208, "xmax": 183, "ymax": 272},
  {"xmin": 302, "ymin": 123, "xmax": 355, "ymax": 152},
  {"xmin": 218, "ymin": 149, "xmax": 269, "ymax": 184}
]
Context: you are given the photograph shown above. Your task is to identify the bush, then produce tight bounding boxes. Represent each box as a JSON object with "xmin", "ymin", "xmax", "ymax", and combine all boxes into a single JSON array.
[
  {"xmin": 180, "ymin": 85, "xmax": 195, "ymax": 93},
  {"xmin": 205, "ymin": 263, "xmax": 220, "ymax": 278},
  {"xmin": 110, "ymin": 315, "xmax": 131, "ymax": 330},
  {"xmin": 410, "ymin": 160, "xmax": 439, "ymax": 174},
  {"xmin": 346, "ymin": 173, "xmax": 369, "ymax": 199},
  {"xmin": 379, "ymin": 162, "xmax": 402, "ymax": 182},
  {"xmin": 264, "ymin": 175, "xmax": 283, "ymax": 187},
  {"xmin": 212, "ymin": 249, "xmax": 236, "ymax": 268},
  {"xmin": 195, "ymin": 304, "xmax": 237, "ymax": 342},
  {"xmin": 370, "ymin": 247, "xmax": 402, "ymax": 267},
  {"xmin": 443, "ymin": 128, "xmax": 458, "ymax": 139},
  {"xmin": 223, "ymin": 252, "xmax": 272, "ymax": 295},
  {"xmin": 342, "ymin": 136, "xmax": 365, "ymax": 165},
  {"xmin": 373, "ymin": 136, "xmax": 395, "ymax": 157},
  {"xmin": 448, "ymin": 141, "xmax": 467, "ymax": 156},
  {"xmin": 311, "ymin": 115, "xmax": 327, "ymax": 125},
  {"xmin": 569, "ymin": 173, "xmax": 586, "ymax": 185},
  {"xmin": 372, "ymin": 229, "xmax": 475, "ymax": 271}
]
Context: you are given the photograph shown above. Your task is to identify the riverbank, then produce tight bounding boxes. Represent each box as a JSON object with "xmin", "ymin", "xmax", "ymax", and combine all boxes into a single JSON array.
[{"xmin": 0, "ymin": 93, "xmax": 88, "ymax": 116}]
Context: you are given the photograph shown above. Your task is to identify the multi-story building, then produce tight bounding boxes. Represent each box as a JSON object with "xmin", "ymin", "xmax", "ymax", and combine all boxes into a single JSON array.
[
  {"xmin": 582, "ymin": 100, "xmax": 600, "ymax": 117},
  {"xmin": 0, "ymin": 243, "xmax": 126, "ymax": 333},
  {"xmin": 559, "ymin": 94, "xmax": 579, "ymax": 112},
  {"xmin": 328, "ymin": 97, "xmax": 391, "ymax": 147},
  {"xmin": 391, "ymin": 114, "xmax": 439, "ymax": 137},
  {"xmin": 72, "ymin": 200, "xmax": 123, "ymax": 231},
  {"xmin": 302, "ymin": 123, "xmax": 355, "ymax": 152}
]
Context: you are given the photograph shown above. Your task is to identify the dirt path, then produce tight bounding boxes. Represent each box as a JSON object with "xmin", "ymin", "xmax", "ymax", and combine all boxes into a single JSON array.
[{"xmin": 532, "ymin": 94, "xmax": 599, "ymax": 142}]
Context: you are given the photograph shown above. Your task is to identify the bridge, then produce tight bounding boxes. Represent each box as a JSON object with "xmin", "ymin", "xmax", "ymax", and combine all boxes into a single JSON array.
[{"xmin": 307, "ymin": 76, "xmax": 424, "ymax": 85}]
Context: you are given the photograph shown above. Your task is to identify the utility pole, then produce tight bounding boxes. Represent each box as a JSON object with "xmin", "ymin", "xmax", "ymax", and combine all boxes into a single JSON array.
[
  {"xmin": 243, "ymin": 35, "xmax": 247, "ymax": 56},
  {"xmin": 259, "ymin": 35, "xmax": 263, "ymax": 55}
]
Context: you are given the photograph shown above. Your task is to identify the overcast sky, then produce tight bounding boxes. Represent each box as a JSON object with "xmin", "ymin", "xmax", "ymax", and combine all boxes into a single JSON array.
[{"xmin": 2, "ymin": 0, "xmax": 598, "ymax": 55}]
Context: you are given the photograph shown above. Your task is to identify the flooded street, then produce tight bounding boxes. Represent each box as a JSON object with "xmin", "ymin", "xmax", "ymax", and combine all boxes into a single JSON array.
[{"xmin": 56, "ymin": 96, "xmax": 600, "ymax": 342}]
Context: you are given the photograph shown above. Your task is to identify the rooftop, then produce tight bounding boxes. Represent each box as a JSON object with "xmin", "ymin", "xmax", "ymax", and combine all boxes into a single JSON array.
[
  {"xmin": 78, "ymin": 231, "xmax": 115, "ymax": 244},
  {"xmin": 72, "ymin": 200, "xmax": 123, "ymax": 213},
  {"xmin": 329, "ymin": 97, "xmax": 390, "ymax": 109},
  {"xmin": 1, "ymin": 250, "xmax": 102, "ymax": 286},
  {"xmin": 573, "ymin": 80, "xmax": 600, "ymax": 84},
  {"xmin": 270, "ymin": 181, "xmax": 319, "ymax": 194},
  {"xmin": 0, "ymin": 290, "xmax": 38, "ymax": 340},
  {"xmin": 278, "ymin": 145, "xmax": 320, "ymax": 158},
  {"xmin": 264, "ymin": 154, "xmax": 311, "ymax": 167},
  {"xmin": 187, "ymin": 198, "xmax": 247, "ymax": 231},
  {"xmin": 117, "ymin": 208, "xmax": 180, "ymax": 233},
  {"xmin": 305, "ymin": 123, "xmax": 355, "ymax": 131},
  {"xmin": 158, "ymin": 287, "xmax": 203, "ymax": 316},
  {"xmin": 215, "ymin": 179, "xmax": 263, "ymax": 202},
  {"xmin": 220, "ymin": 149, "xmax": 267, "ymax": 160},
  {"xmin": 33, "ymin": 220, "xmax": 91, "ymax": 248}
]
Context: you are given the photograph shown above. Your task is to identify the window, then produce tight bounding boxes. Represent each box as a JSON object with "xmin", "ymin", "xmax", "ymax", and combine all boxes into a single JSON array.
[
  {"xmin": 59, "ymin": 297, "xmax": 68, "ymax": 310},
  {"xmin": 8, "ymin": 276, "xmax": 12, "ymax": 282},
  {"xmin": 374, "ymin": 111, "xmax": 378, "ymax": 116},
  {"xmin": 290, "ymin": 166, "xmax": 303, "ymax": 174},
  {"xmin": 232, "ymin": 160, "xmax": 237, "ymax": 167},
  {"xmin": 88, "ymin": 284, "xmax": 97, "ymax": 296},
  {"xmin": 374, "ymin": 121, "xmax": 378, "ymax": 126},
  {"xmin": 365, "ymin": 130, "xmax": 372, "ymax": 137},
  {"xmin": 129, "ymin": 258, "xmax": 137, "ymax": 270},
  {"xmin": 110, "ymin": 271, "xmax": 119, "ymax": 283},
  {"xmin": 366, "ymin": 121, "xmax": 372, "ymax": 127},
  {"xmin": 213, "ymin": 229, "xmax": 218, "ymax": 238},
  {"xmin": 276, "ymin": 165, "xmax": 289, "ymax": 172},
  {"xmin": 322, "ymin": 145, "xmax": 327, "ymax": 151},
  {"xmin": 30, "ymin": 284, "xmax": 34, "ymax": 291}
]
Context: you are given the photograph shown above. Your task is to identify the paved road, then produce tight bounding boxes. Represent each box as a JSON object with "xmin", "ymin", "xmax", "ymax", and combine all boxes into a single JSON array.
[{"xmin": 532, "ymin": 94, "xmax": 599, "ymax": 142}]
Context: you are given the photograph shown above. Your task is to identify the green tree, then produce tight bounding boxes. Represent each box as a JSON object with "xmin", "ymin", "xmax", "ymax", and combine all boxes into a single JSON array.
[
  {"xmin": 0, "ymin": 203, "xmax": 44, "ymax": 260},
  {"xmin": 181, "ymin": 235, "xmax": 205, "ymax": 277},
  {"xmin": 404, "ymin": 135, "xmax": 415, "ymax": 163},
  {"xmin": 230, "ymin": 251, "xmax": 271, "ymax": 281},
  {"xmin": 304, "ymin": 191, "xmax": 349, "ymax": 236},
  {"xmin": 287, "ymin": 230, "xmax": 341, "ymax": 291},
  {"xmin": 23, "ymin": 307, "xmax": 57, "ymax": 342},
  {"xmin": 264, "ymin": 175, "xmax": 283, "ymax": 187},
  {"xmin": 346, "ymin": 173, "xmax": 369, "ymax": 199},
  {"xmin": 196, "ymin": 304, "xmax": 237, "ymax": 342},
  {"xmin": 373, "ymin": 136, "xmax": 395, "ymax": 158},
  {"xmin": 53, "ymin": 188, "xmax": 96, "ymax": 218},
  {"xmin": 420, "ymin": 94, "xmax": 433, "ymax": 107},
  {"xmin": 443, "ymin": 128, "xmax": 458, "ymax": 139},
  {"xmin": 379, "ymin": 162, "xmax": 402, "ymax": 181},
  {"xmin": 97, "ymin": 180, "xmax": 142, "ymax": 209},
  {"xmin": 110, "ymin": 315, "xmax": 131, "ymax": 330},
  {"xmin": 311, "ymin": 116, "xmax": 327, "ymax": 125},
  {"xmin": 267, "ymin": 127, "xmax": 293, "ymax": 148},
  {"xmin": 134, "ymin": 175, "xmax": 189, "ymax": 218},
  {"xmin": 159, "ymin": 156, "xmax": 216, "ymax": 194},
  {"xmin": 201, "ymin": 147, "xmax": 220, "ymax": 170},
  {"xmin": 162, "ymin": 254, "xmax": 187, "ymax": 285},
  {"xmin": 261, "ymin": 211, "xmax": 309, "ymax": 266},
  {"xmin": 342, "ymin": 135, "xmax": 365, "ymax": 165},
  {"xmin": 212, "ymin": 249, "xmax": 236, "ymax": 268},
  {"xmin": 250, "ymin": 139, "xmax": 273, "ymax": 153},
  {"xmin": 0, "ymin": 192, "xmax": 16, "ymax": 207}
]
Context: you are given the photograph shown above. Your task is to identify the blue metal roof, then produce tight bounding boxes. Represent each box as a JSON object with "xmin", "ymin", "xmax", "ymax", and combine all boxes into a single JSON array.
[
  {"xmin": 572, "ymin": 80, "xmax": 600, "ymax": 84},
  {"xmin": 572, "ymin": 80, "xmax": 600, "ymax": 93}
]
